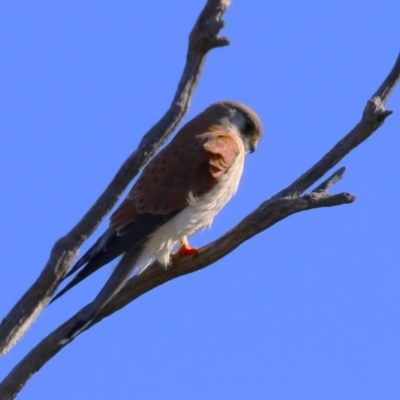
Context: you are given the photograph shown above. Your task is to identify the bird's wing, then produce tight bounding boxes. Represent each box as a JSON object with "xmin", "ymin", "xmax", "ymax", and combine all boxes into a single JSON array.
[
  {"xmin": 50, "ymin": 213, "xmax": 178, "ymax": 303},
  {"xmin": 53, "ymin": 129, "xmax": 240, "ymax": 304},
  {"xmin": 110, "ymin": 129, "xmax": 241, "ymax": 229}
]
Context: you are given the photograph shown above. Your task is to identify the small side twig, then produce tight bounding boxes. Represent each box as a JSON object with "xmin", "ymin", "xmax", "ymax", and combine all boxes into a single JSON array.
[
  {"xmin": 312, "ymin": 167, "xmax": 346, "ymax": 193},
  {"xmin": 275, "ymin": 52, "xmax": 400, "ymax": 200}
]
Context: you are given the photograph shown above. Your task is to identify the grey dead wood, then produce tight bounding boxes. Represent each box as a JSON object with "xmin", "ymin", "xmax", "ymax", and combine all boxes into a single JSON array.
[{"xmin": 1, "ymin": 3, "xmax": 400, "ymax": 400}]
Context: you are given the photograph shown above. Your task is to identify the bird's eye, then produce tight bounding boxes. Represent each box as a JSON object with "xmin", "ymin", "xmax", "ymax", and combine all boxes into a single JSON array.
[{"xmin": 244, "ymin": 117, "xmax": 255, "ymax": 133}]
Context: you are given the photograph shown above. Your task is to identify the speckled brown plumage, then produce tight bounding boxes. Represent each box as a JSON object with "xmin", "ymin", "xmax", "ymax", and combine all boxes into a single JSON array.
[{"xmin": 110, "ymin": 124, "xmax": 241, "ymax": 229}]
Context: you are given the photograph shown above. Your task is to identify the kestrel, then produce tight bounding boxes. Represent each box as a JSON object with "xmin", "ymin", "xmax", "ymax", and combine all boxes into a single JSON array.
[{"xmin": 56, "ymin": 100, "xmax": 263, "ymax": 342}]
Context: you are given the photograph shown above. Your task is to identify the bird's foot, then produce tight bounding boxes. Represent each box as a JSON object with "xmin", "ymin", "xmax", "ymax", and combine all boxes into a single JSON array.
[{"xmin": 171, "ymin": 242, "xmax": 199, "ymax": 260}]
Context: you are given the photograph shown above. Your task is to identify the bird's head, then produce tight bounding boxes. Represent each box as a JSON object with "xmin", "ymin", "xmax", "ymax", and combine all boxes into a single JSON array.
[{"xmin": 205, "ymin": 100, "xmax": 263, "ymax": 154}]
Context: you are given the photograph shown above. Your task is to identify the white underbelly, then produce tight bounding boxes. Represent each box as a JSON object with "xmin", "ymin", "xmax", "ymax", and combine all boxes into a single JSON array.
[{"xmin": 135, "ymin": 153, "xmax": 245, "ymax": 270}]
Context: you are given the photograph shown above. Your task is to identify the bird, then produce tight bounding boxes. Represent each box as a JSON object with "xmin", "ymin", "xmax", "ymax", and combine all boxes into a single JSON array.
[{"xmin": 55, "ymin": 100, "xmax": 263, "ymax": 343}]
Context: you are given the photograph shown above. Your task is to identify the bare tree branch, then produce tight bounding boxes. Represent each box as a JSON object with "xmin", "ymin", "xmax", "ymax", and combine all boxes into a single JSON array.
[
  {"xmin": 312, "ymin": 167, "xmax": 346, "ymax": 193},
  {"xmin": 373, "ymin": 49, "xmax": 400, "ymax": 104},
  {"xmin": 0, "ymin": 177, "xmax": 354, "ymax": 400},
  {"xmin": 0, "ymin": 0, "xmax": 232, "ymax": 357},
  {"xmin": 275, "ymin": 51, "xmax": 400, "ymax": 200},
  {"xmin": 1, "ymin": 46, "xmax": 399, "ymax": 399}
]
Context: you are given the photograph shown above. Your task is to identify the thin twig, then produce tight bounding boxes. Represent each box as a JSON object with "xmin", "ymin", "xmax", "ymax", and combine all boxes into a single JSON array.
[
  {"xmin": 312, "ymin": 167, "xmax": 346, "ymax": 193},
  {"xmin": 274, "ymin": 51, "xmax": 400, "ymax": 200},
  {"xmin": 373, "ymin": 51, "xmax": 400, "ymax": 104}
]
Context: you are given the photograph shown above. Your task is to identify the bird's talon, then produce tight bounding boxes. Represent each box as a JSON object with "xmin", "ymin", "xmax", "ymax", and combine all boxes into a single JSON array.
[{"xmin": 171, "ymin": 245, "xmax": 199, "ymax": 260}]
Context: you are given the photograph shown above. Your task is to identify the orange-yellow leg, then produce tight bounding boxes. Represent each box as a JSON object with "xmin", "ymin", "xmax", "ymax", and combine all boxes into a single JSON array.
[{"xmin": 171, "ymin": 236, "xmax": 199, "ymax": 260}]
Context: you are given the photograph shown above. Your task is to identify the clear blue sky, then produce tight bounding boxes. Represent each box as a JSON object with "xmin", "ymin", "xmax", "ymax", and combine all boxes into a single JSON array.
[{"xmin": 1, "ymin": 1, "xmax": 399, "ymax": 399}]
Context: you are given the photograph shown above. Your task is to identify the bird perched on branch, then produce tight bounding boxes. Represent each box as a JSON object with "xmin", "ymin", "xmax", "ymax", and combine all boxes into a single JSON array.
[{"xmin": 55, "ymin": 100, "xmax": 263, "ymax": 343}]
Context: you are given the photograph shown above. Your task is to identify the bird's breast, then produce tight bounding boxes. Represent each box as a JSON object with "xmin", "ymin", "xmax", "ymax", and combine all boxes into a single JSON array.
[{"xmin": 141, "ymin": 151, "xmax": 245, "ymax": 267}]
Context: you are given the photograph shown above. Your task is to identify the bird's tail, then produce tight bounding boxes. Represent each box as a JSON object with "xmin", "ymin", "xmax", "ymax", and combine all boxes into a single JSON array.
[{"xmin": 60, "ymin": 245, "xmax": 146, "ymax": 344}]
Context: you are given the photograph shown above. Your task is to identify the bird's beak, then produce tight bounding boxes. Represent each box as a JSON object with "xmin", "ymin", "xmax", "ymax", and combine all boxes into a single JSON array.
[{"xmin": 249, "ymin": 137, "xmax": 259, "ymax": 154}]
